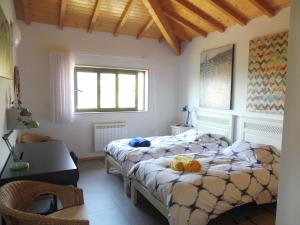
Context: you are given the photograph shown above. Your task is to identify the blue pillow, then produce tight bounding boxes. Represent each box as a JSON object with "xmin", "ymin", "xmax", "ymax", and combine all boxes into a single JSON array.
[{"xmin": 128, "ymin": 137, "xmax": 151, "ymax": 147}]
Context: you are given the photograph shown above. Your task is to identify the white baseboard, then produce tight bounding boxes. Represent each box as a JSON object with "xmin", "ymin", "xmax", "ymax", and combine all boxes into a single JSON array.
[{"xmin": 77, "ymin": 151, "xmax": 105, "ymax": 159}]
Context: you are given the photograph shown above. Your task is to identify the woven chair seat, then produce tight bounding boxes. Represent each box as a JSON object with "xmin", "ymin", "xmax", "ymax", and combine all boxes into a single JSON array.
[
  {"xmin": 48, "ymin": 205, "xmax": 88, "ymax": 220},
  {"xmin": 0, "ymin": 180, "xmax": 89, "ymax": 225}
]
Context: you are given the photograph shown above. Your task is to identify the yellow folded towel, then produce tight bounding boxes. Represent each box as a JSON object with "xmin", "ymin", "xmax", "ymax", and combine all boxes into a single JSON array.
[
  {"xmin": 170, "ymin": 159, "xmax": 185, "ymax": 171},
  {"xmin": 170, "ymin": 155, "xmax": 202, "ymax": 173},
  {"xmin": 185, "ymin": 159, "xmax": 202, "ymax": 173}
]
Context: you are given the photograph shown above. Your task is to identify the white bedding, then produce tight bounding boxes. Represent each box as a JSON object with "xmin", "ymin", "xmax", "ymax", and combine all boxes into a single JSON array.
[
  {"xmin": 105, "ymin": 130, "xmax": 228, "ymax": 176},
  {"xmin": 129, "ymin": 147, "xmax": 280, "ymax": 225}
]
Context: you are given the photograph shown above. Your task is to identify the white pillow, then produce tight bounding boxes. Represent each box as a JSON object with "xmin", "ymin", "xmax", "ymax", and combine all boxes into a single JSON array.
[
  {"xmin": 197, "ymin": 133, "xmax": 228, "ymax": 143},
  {"xmin": 223, "ymin": 141, "xmax": 280, "ymax": 164},
  {"xmin": 176, "ymin": 130, "xmax": 228, "ymax": 146},
  {"xmin": 176, "ymin": 129, "xmax": 198, "ymax": 142}
]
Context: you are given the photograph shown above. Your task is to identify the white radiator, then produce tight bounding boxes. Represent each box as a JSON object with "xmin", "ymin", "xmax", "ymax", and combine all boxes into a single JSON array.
[{"xmin": 94, "ymin": 121, "xmax": 128, "ymax": 152}]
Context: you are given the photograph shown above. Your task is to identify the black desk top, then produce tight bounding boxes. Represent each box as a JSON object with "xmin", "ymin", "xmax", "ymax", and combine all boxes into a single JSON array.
[{"xmin": 0, "ymin": 141, "xmax": 78, "ymax": 186}]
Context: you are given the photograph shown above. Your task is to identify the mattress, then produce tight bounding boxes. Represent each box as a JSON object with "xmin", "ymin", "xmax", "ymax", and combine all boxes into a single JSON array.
[
  {"xmin": 129, "ymin": 149, "xmax": 279, "ymax": 225},
  {"xmin": 105, "ymin": 131, "xmax": 228, "ymax": 176}
]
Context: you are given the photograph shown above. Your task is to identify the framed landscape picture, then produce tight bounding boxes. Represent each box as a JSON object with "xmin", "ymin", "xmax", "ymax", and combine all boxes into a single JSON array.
[
  {"xmin": 199, "ymin": 44, "xmax": 234, "ymax": 110},
  {"xmin": 0, "ymin": 6, "xmax": 13, "ymax": 79}
]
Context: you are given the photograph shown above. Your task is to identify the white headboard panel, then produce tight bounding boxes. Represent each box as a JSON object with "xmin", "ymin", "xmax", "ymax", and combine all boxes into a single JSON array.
[
  {"xmin": 195, "ymin": 110, "xmax": 235, "ymax": 143},
  {"xmin": 240, "ymin": 117, "xmax": 283, "ymax": 150}
]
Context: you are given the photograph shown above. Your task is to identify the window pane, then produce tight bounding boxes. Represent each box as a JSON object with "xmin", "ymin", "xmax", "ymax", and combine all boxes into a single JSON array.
[
  {"xmin": 74, "ymin": 67, "xmax": 148, "ymax": 112},
  {"xmin": 118, "ymin": 74, "xmax": 136, "ymax": 108},
  {"xmin": 138, "ymin": 72, "xmax": 144, "ymax": 111},
  {"xmin": 144, "ymin": 71, "xmax": 149, "ymax": 111},
  {"xmin": 100, "ymin": 73, "xmax": 116, "ymax": 108},
  {"xmin": 76, "ymin": 72, "xmax": 97, "ymax": 109}
]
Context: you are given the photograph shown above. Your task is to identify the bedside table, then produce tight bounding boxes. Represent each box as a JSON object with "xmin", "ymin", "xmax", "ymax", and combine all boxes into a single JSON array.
[{"xmin": 171, "ymin": 125, "xmax": 192, "ymax": 135}]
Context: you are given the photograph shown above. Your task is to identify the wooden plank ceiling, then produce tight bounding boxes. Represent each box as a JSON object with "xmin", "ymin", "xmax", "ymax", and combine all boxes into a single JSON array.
[{"xmin": 14, "ymin": 0, "xmax": 290, "ymax": 55}]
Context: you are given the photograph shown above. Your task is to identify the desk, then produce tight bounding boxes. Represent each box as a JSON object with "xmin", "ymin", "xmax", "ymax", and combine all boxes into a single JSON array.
[{"xmin": 0, "ymin": 141, "xmax": 79, "ymax": 186}]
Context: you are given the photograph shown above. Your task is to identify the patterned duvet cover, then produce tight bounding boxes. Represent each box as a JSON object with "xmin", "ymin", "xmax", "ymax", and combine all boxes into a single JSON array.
[
  {"xmin": 105, "ymin": 132, "xmax": 228, "ymax": 176},
  {"xmin": 129, "ymin": 146, "xmax": 279, "ymax": 225}
]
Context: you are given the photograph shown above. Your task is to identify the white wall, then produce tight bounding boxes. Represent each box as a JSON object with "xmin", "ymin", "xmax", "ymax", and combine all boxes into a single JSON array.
[
  {"xmin": 177, "ymin": 8, "xmax": 290, "ymax": 140},
  {"xmin": 18, "ymin": 23, "xmax": 179, "ymax": 157},
  {"xmin": 17, "ymin": 6, "xmax": 291, "ymax": 158},
  {"xmin": 0, "ymin": 0, "xmax": 18, "ymax": 171},
  {"xmin": 276, "ymin": 1, "xmax": 300, "ymax": 224}
]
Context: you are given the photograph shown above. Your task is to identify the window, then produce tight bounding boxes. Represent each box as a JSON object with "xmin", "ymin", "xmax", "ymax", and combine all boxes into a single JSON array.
[{"xmin": 74, "ymin": 66, "xmax": 148, "ymax": 112}]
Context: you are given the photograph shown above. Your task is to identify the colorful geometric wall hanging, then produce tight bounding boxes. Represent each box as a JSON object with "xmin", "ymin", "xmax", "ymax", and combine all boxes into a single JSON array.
[{"xmin": 246, "ymin": 31, "xmax": 288, "ymax": 114}]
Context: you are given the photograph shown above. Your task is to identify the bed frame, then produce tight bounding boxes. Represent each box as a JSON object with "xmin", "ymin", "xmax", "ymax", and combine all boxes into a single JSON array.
[
  {"xmin": 130, "ymin": 116, "xmax": 283, "ymax": 219},
  {"xmin": 195, "ymin": 109, "xmax": 234, "ymax": 143},
  {"xmin": 105, "ymin": 110, "xmax": 235, "ymax": 193},
  {"xmin": 105, "ymin": 153, "xmax": 130, "ymax": 193},
  {"xmin": 240, "ymin": 117, "xmax": 283, "ymax": 150}
]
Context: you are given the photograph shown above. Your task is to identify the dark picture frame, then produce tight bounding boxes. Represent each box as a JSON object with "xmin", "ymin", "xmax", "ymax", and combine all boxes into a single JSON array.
[{"xmin": 199, "ymin": 44, "xmax": 234, "ymax": 110}]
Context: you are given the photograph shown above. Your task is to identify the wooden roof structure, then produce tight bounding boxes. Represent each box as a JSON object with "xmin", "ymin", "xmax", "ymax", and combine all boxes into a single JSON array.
[{"xmin": 14, "ymin": 0, "xmax": 290, "ymax": 55}]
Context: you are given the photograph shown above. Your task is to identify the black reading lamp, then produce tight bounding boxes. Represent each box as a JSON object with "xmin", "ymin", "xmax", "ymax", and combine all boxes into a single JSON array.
[{"xmin": 2, "ymin": 107, "xmax": 39, "ymax": 171}]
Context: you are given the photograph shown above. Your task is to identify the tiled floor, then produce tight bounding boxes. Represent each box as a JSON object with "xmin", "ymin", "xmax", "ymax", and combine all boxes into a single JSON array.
[{"xmin": 78, "ymin": 160, "xmax": 277, "ymax": 225}]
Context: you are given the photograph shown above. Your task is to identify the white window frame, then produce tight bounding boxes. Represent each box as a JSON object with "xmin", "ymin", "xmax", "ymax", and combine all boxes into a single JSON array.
[{"xmin": 74, "ymin": 66, "xmax": 148, "ymax": 112}]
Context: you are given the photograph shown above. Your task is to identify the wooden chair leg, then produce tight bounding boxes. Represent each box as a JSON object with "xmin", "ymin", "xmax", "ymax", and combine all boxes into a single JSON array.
[{"xmin": 1, "ymin": 216, "xmax": 7, "ymax": 225}]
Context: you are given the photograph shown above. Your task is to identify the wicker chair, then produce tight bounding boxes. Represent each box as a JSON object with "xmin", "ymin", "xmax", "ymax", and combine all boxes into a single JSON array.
[{"xmin": 0, "ymin": 181, "xmax": 89, "ymax": 225}]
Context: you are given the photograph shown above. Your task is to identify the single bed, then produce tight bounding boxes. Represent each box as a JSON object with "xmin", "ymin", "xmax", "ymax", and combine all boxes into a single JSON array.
[
  {"xmin": 129, "ymin": 117, "xmax": 283, "ymax": 225},
  {"xmin": 104, "ymin": 111, "xmax": 235, "ymax": 192}
]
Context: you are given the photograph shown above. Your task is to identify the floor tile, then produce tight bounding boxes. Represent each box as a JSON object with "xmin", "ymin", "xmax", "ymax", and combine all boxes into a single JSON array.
[
  {"xmin": 88, "ymin": 207, "xmax": 131, "ymax": 225},
  {"xmin": 83, "ymin": 188, "xmax": 118, "ymax": 214},
  {"xmin": 77, "ymin": 160, "xmax": 276, "ymax": 225},
  {"xmin": 250, "ymin": 213, "xmax": 276, "ymax": 225}
]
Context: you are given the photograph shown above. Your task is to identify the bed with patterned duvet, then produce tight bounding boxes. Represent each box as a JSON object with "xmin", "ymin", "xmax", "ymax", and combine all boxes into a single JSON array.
[
  {"xmin": 129, "ymin": 141, "xmax": 280, "ymax": 225},
  {"xmin": 104, "ymin": 129, "xmax": 229, "ymax": 176}
]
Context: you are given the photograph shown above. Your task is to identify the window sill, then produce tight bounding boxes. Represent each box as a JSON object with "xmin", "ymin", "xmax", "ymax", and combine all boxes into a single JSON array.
[{"xmin": 73, "ymin": 110, "xmax": 148, "ymax": 115}]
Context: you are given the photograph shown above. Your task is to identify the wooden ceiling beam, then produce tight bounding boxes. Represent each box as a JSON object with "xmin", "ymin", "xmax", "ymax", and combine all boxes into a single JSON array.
[
  {"xmin": 207, "ymin": 0, "xmax": 249, "ymax": 26},
  {"xmin": 173, "ymin": 27, "xmax": 192, "ymax": 43},
  {"xmin": 136, "ymin": 18, "xmax": 154, "ymax": 39},
  {"xmin": 173, "ymin": 0, "xmax": 226, "ymax": 32},
  {"xmin": 88, "ymin": 0, "xmax": 102, "ymax": 32},
  {"xmin": 141, "ymin": 0, "xmax": 181, "ymax": 55},
  {"xmin": 113, "ymin": 0, "xmax": 135, "ymax": 36},
  {"xmin": 159, "ymin": 26, "xmax": 191, "ymax": 43},
  {"xmin": 158, "ymin": 35, "xmax": 164, "ymax": 43},
  {"xmin": 248, "ymin": 0, "xmax": 276, "ymax": 17},
  {"xmin": 21, "ymin": 0, "xmax": 30, "ymax": 25},
  {"xmin": 165, "ymin": 11, "xmax": 207, "ymax": 37},
  {"xmin": 59, "ymin": 0, "xmax": 67, "ymax": 29}
]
